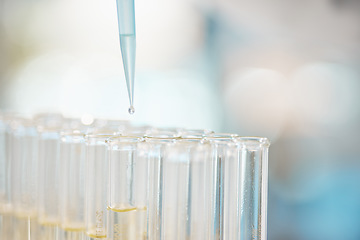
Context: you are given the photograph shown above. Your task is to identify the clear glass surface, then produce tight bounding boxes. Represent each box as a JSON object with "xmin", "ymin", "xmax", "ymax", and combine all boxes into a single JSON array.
[
  {"xmin": 236, "ymin": 137, "xmax": 270, "ymax": 240},
  {"xmin": 0, "ymin": 115, "xmax": 12, "ymax": 214},
  {"xmin": 107, "ymin": 136, "xmax": 147, "ymax": 240},
  {"xmin": 85, "ymin": 134, "xmax": 112, "ymax": 239},
  {"xmin": 37, "ymin": 115, "xmax": 63, "ymax": 240},
  {"xmin": 11, "ymin": 118, "xmax": 39, "ymax": 240},
  {"xmin": 60, "ymin": 132, "xmax": 86, "ymax": 240},
  {"xmin": 145, "ymin": 135, "xmax": 176, "ymax": 240},
  {"xmin": 0, "ymin": 115, "xmax": 17, "ymax": 239},
  {"xmin": 0, "ymin": 111, "xmax": 270, "ymax": 240},
  {"xmin": 38, "ymin": 130, "xmax": 61, "ymax": 226}
]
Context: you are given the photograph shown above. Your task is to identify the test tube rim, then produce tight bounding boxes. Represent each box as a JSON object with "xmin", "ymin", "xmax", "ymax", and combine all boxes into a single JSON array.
[
  {"xmin": 206, "ymin": 133, "xmax": 239, "ymax": 139},
  {"xmin": 235, "ymin": 136, "xmax": 270, "ymax": 147},
  {"xmin": 60, "ymin": 131, "xmax": 86, "ymax": 145},
  {"xmin": 203, "ymin": 134, "xmax": 238, "ymax": 145},
  {"xmin": 106, "ymin": 135, "xmax": 143, "ymax": 144},
  {"xmin": 178, "ymin": 135, "xmax": 205, "ymax": 143},
  {"xmin": 61, "ymin": 129, "xmax": 85, "ymax": 134},
  {"xmin": 145, "ymin": 135, "xmax": 180, "ymax": 143}
]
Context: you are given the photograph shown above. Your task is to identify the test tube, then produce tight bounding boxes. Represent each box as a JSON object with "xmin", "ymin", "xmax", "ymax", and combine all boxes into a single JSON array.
[
  {"xmin": 84, "ymin": 134, "xmax": 113, "ymax": 239},
  {"xmin": 134, "ymin": 139, "xmax": 149, "ymax": 239},
  {"xmin": 106, "ymin": 135, "xmax": 147, "ymax": 240},
  {"xmin": 236, "ymin": 137, "xmax": 269, "ymax": 240},
  {"xmin": 37, "ymin": 118, "xmax": 63, "ymax": 240},
  {"xmin": 178, "ymin": 136, "xmax": 211, "ymax": 240},
  {"xmin": 0, "ymin": 114, "xmax": 15, "ymax": 239},
  {"xmin": 59, "ymin": 131, "xmax": 87, "ymax": 240},
  {"xmin": 145, "ymin": 135, "xmax": 178, "ymax": 239},
  {"xmin": 161, "ymin": 137, "xmax": 213, "ymax": 240},
  {"xmin": 11, "ymin": 118, "xmax": 39, "ymax": 240},
  {"xmin": 204, "ymin": 134, "xmax": 239, "ymax": 240},
  {"xmin": 160, "ymin": 139, "xmax": 188, "ymax": 239}
]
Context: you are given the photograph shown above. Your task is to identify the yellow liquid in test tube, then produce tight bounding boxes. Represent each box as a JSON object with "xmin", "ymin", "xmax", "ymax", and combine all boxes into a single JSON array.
[
  {"xmin": 62, "ymin": 225, "xmax": 85, "ymax": 232},
  {"xmin": 107, "ymin": 206, "xmax": 147, "ymax": 240},
  {"xmin": 86, "ymin": 229, "xmax": 107, "ymax": 239},
  {"xmin": 86, "ymin": 212, "xmax": 107, "ymax": 239},
  {"xmin": 0, "ymin": 213, "xmax": 14, "ymax": 239},
  {"xmin": 61, "ymin": 224, "xmax": 85, "ymax": 240},
  {"xmin": 13, "ymin": 212, "xmax": 38, "ymax": 240},
  {"xmin": 38, "ymin": 218, "xmax": 60, "ymax": 240}
]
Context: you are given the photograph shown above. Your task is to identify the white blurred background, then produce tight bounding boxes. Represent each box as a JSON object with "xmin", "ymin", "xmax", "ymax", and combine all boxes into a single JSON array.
[{"xmin": 1, "ymin": 0, "xmax": 360, "ymax": 239}]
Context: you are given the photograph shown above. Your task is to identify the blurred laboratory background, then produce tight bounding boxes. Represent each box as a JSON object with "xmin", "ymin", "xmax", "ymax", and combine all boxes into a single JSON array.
[{"xmin": 1, "ymin": 0, "xmax": 360, "ymax": 239}]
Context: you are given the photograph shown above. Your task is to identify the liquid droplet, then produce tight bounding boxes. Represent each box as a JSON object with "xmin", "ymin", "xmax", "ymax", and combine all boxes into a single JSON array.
[{"xmin": 128, "ymin": 106, "xmax": 135, "ymax": 115}]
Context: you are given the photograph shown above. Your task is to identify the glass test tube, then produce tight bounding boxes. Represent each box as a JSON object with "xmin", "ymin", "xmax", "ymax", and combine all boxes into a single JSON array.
[
  {"xmin": 208, "ymin": 136, "xmax": 270, "ymax": 240},
  {"xmin": 203, "ymin": 135, "xmax": 235, "ymax": 240},
  {"xmin": 178, "ymin": 136, "xmax": 212, "ymax": 240},
  {"xmin": 59, "ymin": 131, "xmax": 87, "ymax": 240},
  {"xmin": 236, "ymin": 137, "xmax": 269, "ymax": 240},
  {"xmin": 222, "ymin": 139, "xmax": 238, "ymax": 240},
  {"xmin": 162, "ymin": 140, "xmax": 188, "ymax": 240},
  {"xmin": 145, "ymin": 135, "xmax": 178, "ymax": 240},
  {"xmin": 106, "ymin": 136, "xmax": 148, "ymax": 240},
  {"xmin": 0, "ymin": 114, "xmax": 14, "ymax": 239},
  {"xmin": 37, "ymin": 125, "xmax": 62, "ymax": 240},
  {"xmin": 85, "ymin": 134, "xmax": 113, "ymax": 239},
  {"xmin": 11, "ymin": 118, "xmax": 39, "ymax": 240},
  {"xmin": 161, "ymin": 137, "xmax": 211, "ymax": 240}
]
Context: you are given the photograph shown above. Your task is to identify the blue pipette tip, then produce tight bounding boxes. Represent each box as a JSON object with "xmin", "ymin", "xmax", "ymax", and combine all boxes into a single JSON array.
[{"xmin": 128, "ymin": 105, "xmax": 135, "ymax": 115}]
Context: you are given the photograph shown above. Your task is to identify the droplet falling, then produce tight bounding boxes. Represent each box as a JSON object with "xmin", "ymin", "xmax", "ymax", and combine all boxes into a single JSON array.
[{"xmin": 128, "ymin": 106, "xmax": 135, "ymax": 115}]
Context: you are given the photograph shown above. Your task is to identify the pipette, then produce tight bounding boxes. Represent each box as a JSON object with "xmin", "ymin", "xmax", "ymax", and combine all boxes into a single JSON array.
[{"xmin": 115, "ymin": 0, "xmax": 136, "ymax": 114}]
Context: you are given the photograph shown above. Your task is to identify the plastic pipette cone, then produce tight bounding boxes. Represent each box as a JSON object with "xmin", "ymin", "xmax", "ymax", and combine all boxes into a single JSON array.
[
  {"xmin": 119, "ymin": 34, "xmax": 136, "ymax": 114},
  {"xmin": 116, "ymin": 0, "xmax": 136, "ymax": 114}
]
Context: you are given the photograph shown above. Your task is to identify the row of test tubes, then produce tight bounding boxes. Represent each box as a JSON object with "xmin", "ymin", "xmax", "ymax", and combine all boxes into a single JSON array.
[{"xmin": 0, "ymin": 112, "xmax": 270, "ymax": 240}]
